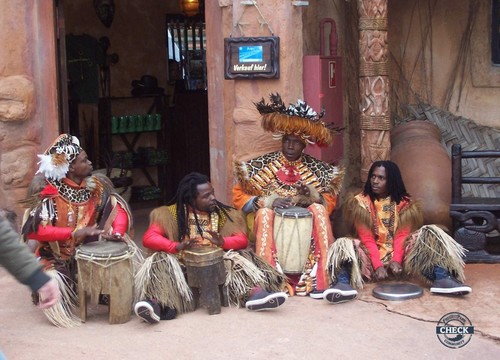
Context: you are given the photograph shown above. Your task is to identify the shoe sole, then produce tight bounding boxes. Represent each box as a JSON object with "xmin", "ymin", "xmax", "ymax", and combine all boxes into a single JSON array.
[
  {"xmin": 323, "ymin": 289, "xmax": 357, "ymax": 304},
  {"xmin": 309, "ymin": 292, "xmax": 325, "ymax": 300},
  {"xmin": 134, "ymin": 303, "xmax": 160, "ymax": 324},
  {"xmin": 430, "ymin": 286, "xmax": 472, "ymax": 296},
  {"xmin": 246, "ymin": 293, "xmax": 288, "ymax": 311}
]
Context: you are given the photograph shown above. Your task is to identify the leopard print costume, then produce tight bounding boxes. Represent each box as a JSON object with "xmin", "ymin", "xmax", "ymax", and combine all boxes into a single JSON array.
[{"xmin": 234, "ymin": 151, "xmax": 343, "ymax": 198}]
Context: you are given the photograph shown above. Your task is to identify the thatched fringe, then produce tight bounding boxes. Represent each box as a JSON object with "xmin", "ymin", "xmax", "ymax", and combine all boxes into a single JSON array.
[
  {"xmin": 148, "ymin": 206, "xmax": 179, "ymax": 240},
  {"xmin": 399, "ymin": 201, "xmax": 424, "ymax": 232},
  {"xmin": 219, "ymin": 209, "xmax": 248, "ymax": 237},
  {"xmin": 327, "ymin": 166, "xmax": 345, "ymax": 197},
  {"xmin": 223, "ymin": 250, "xmax": 268, "ymax": 307},
  {"xmin": 42, "ymin": 269, "xmax": 81, "ymax": 328},
  {"xmin": 342, "ymin": 193, "xmax": 372, "ymax": 234},
  {"xmin": 404, "ymin": 225, "xmax": 467, "ymax": 283},
  {"xmin": 261, "ymin": 113, "xmax": 333, "ymax": 147},
  {"xmin": 326, "ymin": 238, "xmax": 364, "ymax": 289},
  {"xmin": 237, "ymin": 250, "xmax": 287, "ymax": 293},
  {"xmin": 134, "ymin": 252, "xmax": 194, "ymax": 313}
]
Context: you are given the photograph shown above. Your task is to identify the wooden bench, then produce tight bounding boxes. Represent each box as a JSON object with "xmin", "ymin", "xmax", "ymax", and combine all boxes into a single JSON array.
[{"xmin": 449, "ymin": 143, "xmax": 500, "ymax": 263}]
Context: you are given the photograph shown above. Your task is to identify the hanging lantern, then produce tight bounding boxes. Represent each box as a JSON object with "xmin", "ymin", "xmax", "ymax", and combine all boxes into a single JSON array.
[{"xmin": 180, "ymin": 0, "xmax": 200, "ymax": 17}]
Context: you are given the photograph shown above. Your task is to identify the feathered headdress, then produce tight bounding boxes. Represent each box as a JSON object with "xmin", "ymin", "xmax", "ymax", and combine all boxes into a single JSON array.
[
  {"xmin": 36, "ymin": 134, "xmax": 83, "ymax": 181},
  {"xmin": 254, "ymin": 93, "xmax": 334, "ymax": 147}
]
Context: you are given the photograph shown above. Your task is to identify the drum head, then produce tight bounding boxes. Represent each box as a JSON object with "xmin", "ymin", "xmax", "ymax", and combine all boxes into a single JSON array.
[
  {"xmin": 372, "ymin": 283, "xmax": 423, "ymax": 301},
  {"xmin": 78, "ymin": 240, "xmax": 129, "ymax": 258},
  {"xmin": 274, "ymin": 206, "xmax": 312, "ymax": 218}
]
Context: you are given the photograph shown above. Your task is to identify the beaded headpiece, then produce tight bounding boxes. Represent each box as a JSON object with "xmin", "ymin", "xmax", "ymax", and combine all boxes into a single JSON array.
[
  {"xmin": 254, "ymin": 93, "xmax": 333, "ymax": 147},
  {"xmin": 36, "ymin": 134, "xmax": 83, "ymax": 180}
]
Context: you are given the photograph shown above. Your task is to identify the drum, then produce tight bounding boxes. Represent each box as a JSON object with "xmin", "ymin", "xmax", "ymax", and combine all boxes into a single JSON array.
[
  {"xmin": 273, "ymin": 206, "xmax": 313, "ymax": 274},
  {"xmin": 75, "ymin": 240, "xmax": 135, "ymax": 324},
  {"xmin": 182, "ymin": 246, "xmax": 226, "ymax": 315},
  {"xmin": 372, "ymin": 283, "xmax": 423, "ymax": 301}
]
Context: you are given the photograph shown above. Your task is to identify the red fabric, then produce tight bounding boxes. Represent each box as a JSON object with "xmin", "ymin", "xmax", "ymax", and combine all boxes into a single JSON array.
[
  {"xmin": 392, "ymin": 227, "xmax": 411, "ymax": 264},
  {"xmin": 143, "ymin": 224, "xmax": 179, "ymax": 254},
  {"xmin": 112, "ymin": 203, "xmax": 129, "ymax": 236},
  {"xmin": 27, "ymin": 225, "xmax": 72, "ymax": 242},
  {"xmin": 221, "ymin": 233, "xmax": 248, "ymax": 251},
  {"xmin": 142, "ymin": 224, "xmax": 249, "ymax": 254},
  {"xmin": 357, "ymin": 225, "xmax": 383, "ymax": 270}
]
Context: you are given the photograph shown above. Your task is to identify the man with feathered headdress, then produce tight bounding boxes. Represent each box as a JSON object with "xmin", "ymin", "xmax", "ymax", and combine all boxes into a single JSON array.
[
  {"xmin": 233, "ymin": 93, "xmax": 344, "ymax": 298},
  {"xmin": 20, "ymin": 134, "xmax": 134, "ymax": 327}
]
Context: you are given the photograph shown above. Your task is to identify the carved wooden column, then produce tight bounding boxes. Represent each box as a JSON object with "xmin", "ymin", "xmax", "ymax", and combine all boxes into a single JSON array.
[{"xmin": 358, "ymin": 0, "xmax": 390, "ymax": 181}]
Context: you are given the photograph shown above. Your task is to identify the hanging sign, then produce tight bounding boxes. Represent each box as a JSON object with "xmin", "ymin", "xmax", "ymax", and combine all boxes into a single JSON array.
[{"xmin": 224, "ymin": 36, "xmax": 280, "ymax": 79}]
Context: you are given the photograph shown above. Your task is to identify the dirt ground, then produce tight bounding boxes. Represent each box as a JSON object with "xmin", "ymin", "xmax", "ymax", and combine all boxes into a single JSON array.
[{"xmin": 1, "ymin": 263, "xmax": 499, "ymax": 360}]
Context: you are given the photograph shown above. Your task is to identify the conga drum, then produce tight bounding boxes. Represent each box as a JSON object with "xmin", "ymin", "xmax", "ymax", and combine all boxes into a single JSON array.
[
  {"xmin": 75, "ymin": 240, "xmax": 135, "ymax": 324},
  {"xmin": 183, "ymin": 246, "xmax": 227, "ymax": 315},
  {"xmin": 273, "ymin": 206, "xmax": 313, "ymax": 274}
]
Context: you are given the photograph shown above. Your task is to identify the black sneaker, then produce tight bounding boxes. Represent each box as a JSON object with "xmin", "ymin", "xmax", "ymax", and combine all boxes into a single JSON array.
[
  {"xmin": 160, "ymin": 306, "xmax": 177, "ymax": 320},
  {"xmin": 430, "ymin": 277, "xmax": 471, "ymax": 296},
  {"xmin": 323, "ymin": 283, "xmax": 358, "ymax": 304},
  {"xmin": 134, "ymin": 300, "xmax": 161, "ymax": 324},
  {"xmin": 245, "ymin": 290, "xmax": 288, "ymax": 311}
]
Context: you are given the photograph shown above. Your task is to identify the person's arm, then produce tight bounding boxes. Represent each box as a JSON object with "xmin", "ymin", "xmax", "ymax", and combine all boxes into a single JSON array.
[
  {"xmin": 322, "ymin": 192, "xmax": 337, "ymax": 215},
  {"xmin": 110, "ymin": 202, "xmax": 129, "ymax": 236},
  {"xmin": 356, "ymin": 225, "xmax": 384, "ymax": 270},
  {"xmin": 221, "ymin": 233, "xmax": 248, "ymax": 251},
  {"xmin": 391, "ymin": 227, "xmax": 411, "ymax": 264},
  {"xmin": 0, "ymin": 217, "xmax": 51, "ymax": 291},
  {"xmin": 232, "ymin": 184, "xmax": 255, "ymax": 213},
  {"xmin": 27, "ymin": 224, "xmax": 73, "ymax": 242},
  {"xmin": 142, "ymin": 223, "xmax": 179, "ymax": 254}
]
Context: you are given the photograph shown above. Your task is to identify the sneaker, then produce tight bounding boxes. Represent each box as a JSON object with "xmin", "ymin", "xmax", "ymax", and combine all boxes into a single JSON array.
[
  {"xmin": 245, "ymin": 290, "xmax": 288, "ymax": 311},
  {"xmin": 160, "ymin": 306, "xmax": 177, "ymax": 320},
  {"xmin": 430, "ymin": 276, "xmax": 472, "ymax": 296},
  {"xmin": 323, "ymin": 283, "xmax": 358, "ymax": 304},
  {"xmin": 134, "ymin": 300, "xmax": 160, "ymax": 324},
  {"xmin": 309, "ymin": 290, "xmax": 325, "ymax": 300}
]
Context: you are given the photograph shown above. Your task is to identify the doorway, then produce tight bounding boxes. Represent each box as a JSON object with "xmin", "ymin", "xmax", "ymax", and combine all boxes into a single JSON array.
[{"xmin": 56, "ymin": 0, "xmax": 210, "ymax": 203}]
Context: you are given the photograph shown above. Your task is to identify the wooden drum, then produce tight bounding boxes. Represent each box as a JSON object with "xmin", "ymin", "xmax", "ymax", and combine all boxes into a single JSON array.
[
  {"xmin": 75, "ymin": 240, "xmax": 134, "ymax": 324},
  {"xmin": 183, "ymin": 246, "xmax": 227, "ymax": 315},
  {"xmin": 273, "ymin": 206, "xmax": 313, "ymax": 274}
]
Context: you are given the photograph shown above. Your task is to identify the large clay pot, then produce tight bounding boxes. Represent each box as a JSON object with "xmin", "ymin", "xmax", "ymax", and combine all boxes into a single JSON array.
[{"xmin": 390, "ymin": 120, "xmax": 452, "ymax": 231}]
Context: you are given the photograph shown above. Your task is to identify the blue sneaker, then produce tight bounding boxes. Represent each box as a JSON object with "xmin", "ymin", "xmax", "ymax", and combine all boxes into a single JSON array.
[
  {"xmin": 245, "ymin": 290, "xmax": 287, "ymax": 311},
  {"xmin": 323, "ymin": 283, "xmax": 358, "ymax": 304}
]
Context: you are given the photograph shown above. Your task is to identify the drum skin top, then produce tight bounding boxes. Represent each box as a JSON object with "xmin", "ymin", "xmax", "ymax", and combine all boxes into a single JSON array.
[
  {"xmin": 372, "ymin": 283, "xmax": 423, "ymax": 301},
  {"xmin": 274, "ymin": 206, "xmax": 312, "ymax": 218},
  {"xmin": 183, "ymin": 246, "xmax": 223, "ymax": 267},
  {"xmin": 77, "ymin": 240, "xmax": 129, "ymax": 257}
]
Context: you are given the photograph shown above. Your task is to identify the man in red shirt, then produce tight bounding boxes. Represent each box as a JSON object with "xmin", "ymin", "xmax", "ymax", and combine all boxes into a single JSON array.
[
  {"xmin": 324, "ymin": 160, "xmax": 471, "ymax": 304},
  {"xmin": 134, "ymin": 172, "xmax": 287, "ymax": 324}
]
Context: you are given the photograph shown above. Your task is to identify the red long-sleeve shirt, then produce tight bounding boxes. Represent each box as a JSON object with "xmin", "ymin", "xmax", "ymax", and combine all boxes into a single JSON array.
[{"xmin": 143, "ymin": 223, "xmax": 248, "ymax": 254}]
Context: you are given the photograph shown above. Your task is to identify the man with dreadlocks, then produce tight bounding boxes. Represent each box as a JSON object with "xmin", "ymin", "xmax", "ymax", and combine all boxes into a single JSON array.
[
  {"xmin": 21, "ymin": 134, "xmax": 134, "ymax": 327},
  {"xmin": 134, "ymin": 172, "xmax": 287, "ymax": 324},
  {"xmin": 323, "ymin": 160, "xmax": 471, "ymax": 304},
  {"xmin": 233, "ymin": 93, "xmax": 344, "ymax": 298}
]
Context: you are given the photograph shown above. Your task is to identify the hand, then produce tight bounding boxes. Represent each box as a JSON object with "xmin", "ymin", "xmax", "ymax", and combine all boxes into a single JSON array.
[
  {"xmin": 73, "ymin": 225, "xmax": 103, "ymax": 243},
  {"xmin": 37, "ymin": 279, "xmax": 60, "ymax": 309},
  {"xmin": 388, "ymin": 261, "xmax": 403, "ymax": 277},
  {"xmin": 175, "ymin": 238, "xmax": 196, "ymax": 252},
  {"xmin": 374, "ymin": 266, "xmax": 388, "ymax": 281},
  {"xmin": 100, "ymin": 232, "xmax": 124, "ymax": 242},
  {"xmin": 293, "ymin": 183, "xmax": 310, "ymax": 196},
  {"xmin": 206, "ymin": 230, "xmax": 224, "ymax": 247},
  {"xmin": 272, "ymin": 197, "xmax": 292, "ymax": 209}
]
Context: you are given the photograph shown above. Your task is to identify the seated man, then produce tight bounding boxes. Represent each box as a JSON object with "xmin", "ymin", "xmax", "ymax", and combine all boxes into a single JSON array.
[
  {"xmin": 233, "ymin": 94, "xmax": 344, "ymax": 297},
  {"xmin": 134, "ymin": 172, "xmax": 287, "ymax": 324},
  {"xmin": 21, "ymin": 134, "xmax": 133, "ymax": 327},
  {"xmin": 324, "ymin": 160, "xmax": 472, "ymax": 304}
]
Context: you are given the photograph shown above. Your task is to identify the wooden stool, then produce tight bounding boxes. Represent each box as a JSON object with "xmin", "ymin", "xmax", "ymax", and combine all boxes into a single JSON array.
[
  {"xmin": 75, "ymin": 241, "xmax": 134, "ymax": 324},
  {"xmin": 183, "ymin": 247, "xmax": 228, "ymax": 315}
]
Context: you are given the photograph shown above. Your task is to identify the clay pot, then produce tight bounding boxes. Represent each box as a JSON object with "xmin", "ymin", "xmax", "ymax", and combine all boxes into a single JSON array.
[{"xmin": 390, "ymin": 120, "xmax": 452, "ymax": 231}]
